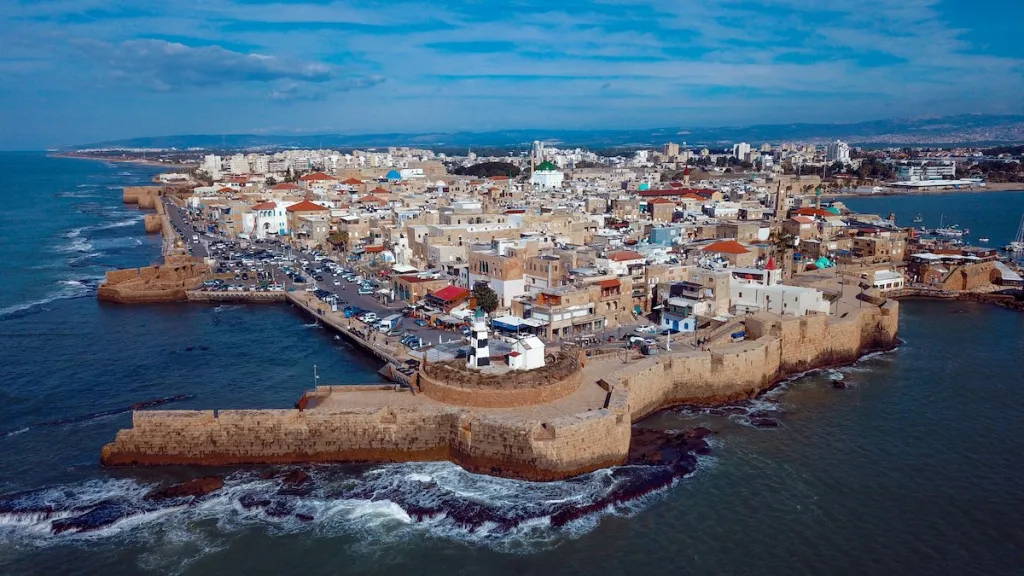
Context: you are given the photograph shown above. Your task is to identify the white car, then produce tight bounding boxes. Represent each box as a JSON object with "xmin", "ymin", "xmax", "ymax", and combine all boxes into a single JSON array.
[
  {"xmin": 333, "ymin": 280, "xmax": 341, "ymax": 286},
  {"xmin": 634, "ymin": 325, "xmax": 658, "ymax": 334}
]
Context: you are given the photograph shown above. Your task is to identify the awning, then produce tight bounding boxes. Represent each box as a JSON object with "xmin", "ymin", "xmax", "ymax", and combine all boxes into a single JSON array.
[{"xmin": 521, "ymin": 318, "xmax": 548, "ymax": 327}]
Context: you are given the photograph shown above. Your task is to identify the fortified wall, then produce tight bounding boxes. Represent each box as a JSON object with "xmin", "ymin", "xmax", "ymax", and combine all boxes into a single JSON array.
[
  {"xmin": 97, "ymin": 256, "xmax": 208, "ymax": 303},
  {"xmin": 101, "ymin": 301, "xmax": 898, "ymax": 481}
]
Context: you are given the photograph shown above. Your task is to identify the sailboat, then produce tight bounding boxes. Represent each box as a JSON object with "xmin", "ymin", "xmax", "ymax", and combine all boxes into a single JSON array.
[
  {"xmin": 913, "ymin": 213, "xmax": 923, "ymax": 223},
  {"xmin": 932, "ymin": 213, "xmax": 968, "ymax": 238},
  {"xmin": 1004, "ymin": 213, "xmax": 1024, "ymax": 252}
]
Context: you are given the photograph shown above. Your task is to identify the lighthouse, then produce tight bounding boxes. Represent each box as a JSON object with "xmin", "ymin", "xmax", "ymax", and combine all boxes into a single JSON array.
[{"xmin": 467, "ymin": 308, "xmax": 490, "ymax": 369}]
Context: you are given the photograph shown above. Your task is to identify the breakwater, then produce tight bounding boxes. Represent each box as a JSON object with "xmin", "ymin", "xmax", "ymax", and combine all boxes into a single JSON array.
[{"xmin": 100, "ymin": 300, "xmax": 899, "ymax": 481}]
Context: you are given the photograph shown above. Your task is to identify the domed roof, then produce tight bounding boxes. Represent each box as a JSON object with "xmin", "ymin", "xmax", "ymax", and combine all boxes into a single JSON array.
[
  {"xmin": 535, "ymin": 160, "xmax": 558, "ymax": 172},
  {"xmin": 826, "ymin": 206, "xmax": 841, "ymax": 215},
  {"xmin": 386, "ymin": 169, "xmax": 402, "ymax": 180},
  {"xmin": 435, "ymin": 179, "xmax": 447, "ymax": 187},
  {"xmin": 638, "ymin": 182, "xmax": 651, "ymax": 191}
]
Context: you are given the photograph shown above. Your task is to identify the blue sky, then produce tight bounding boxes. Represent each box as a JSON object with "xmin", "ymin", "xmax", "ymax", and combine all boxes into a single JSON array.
[{"xmin": 1, "ymin": 0, "xmax": 1022, "ymax": 149}]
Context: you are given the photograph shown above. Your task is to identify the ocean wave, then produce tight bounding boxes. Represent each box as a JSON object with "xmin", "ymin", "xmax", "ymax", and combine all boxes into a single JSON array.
[
  {"xmin": 0, "ymin": 457, "xmax": 701, "ymax": 555},
  {"xmin": 212, "ymin": 304, "xmax": 243, "ymax": 313},
  {"xmin": 93, "ymin": 216, "xmax": 144, "ymax": 231},
  {"xmin": 0, "ymin": 279, "xmax": 94, "ymax": 321},
  {"xmin": 67, "ymin": 252, "xmax": 104, "ymax": 267},
  {"xmin": 55, "ymin": 191, "xmax": 100, "ymax": 199},
  {"xmin": 54, "ymin": 236, "xmax": 93, "ymax": 253}
]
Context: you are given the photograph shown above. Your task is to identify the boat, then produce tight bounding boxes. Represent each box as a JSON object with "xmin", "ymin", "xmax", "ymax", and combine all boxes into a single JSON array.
[
  {"xmin": 1004, "ymin": 213, "xmax": 1024, "ymax": 252},
  {"xmin": 913, "ymin": 213, "xmax": 923, "ymax": 223},
  {"xmin": 931, "ymin": 213, "xmax": 968, "ymax": 238},
  {"xmin": 979, "ymin": 237, "xmax": 990, "ymax": 243}
]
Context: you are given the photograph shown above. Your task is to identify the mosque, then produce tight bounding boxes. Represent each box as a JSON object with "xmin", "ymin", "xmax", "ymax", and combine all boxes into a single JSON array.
[{"xmin": 530, "ymin": 160, "xmax": 563, "ymax": 189}]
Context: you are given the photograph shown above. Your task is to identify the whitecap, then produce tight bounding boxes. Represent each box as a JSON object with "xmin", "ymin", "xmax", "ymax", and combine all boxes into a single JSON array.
[{"xmin": 0, "ymin": 280, "xmax": 93, "ymax": 320}]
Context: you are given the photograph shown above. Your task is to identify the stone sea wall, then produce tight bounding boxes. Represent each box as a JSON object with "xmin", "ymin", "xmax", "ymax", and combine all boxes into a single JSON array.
[
  {"xmin": 101, "ymin": 301, "xmax": 898, "ymax": 480},
  {"xmin": 101, "ymin": 401, "xmax": 633, "ymax": 482},
  {"xmin": 97, "ymin": 257, "xmax": 208, "ymax": 304}
]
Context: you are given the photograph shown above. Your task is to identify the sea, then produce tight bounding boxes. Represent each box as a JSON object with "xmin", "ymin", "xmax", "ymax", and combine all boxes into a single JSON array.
[{"xmin": 0, "ymin": 153, "xmax": 1022, "ymax": 575}]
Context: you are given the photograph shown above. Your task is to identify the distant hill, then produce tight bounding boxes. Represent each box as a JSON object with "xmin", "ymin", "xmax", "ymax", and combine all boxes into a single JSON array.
[{"xmin": 70, "ymin": 114, "xmax": 1024, "ymax": 151}]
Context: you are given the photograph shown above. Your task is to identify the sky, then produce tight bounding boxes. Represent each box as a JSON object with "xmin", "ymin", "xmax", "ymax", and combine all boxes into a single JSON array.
[{"xmin": 1, "ymin": 0, "xmax": 1022, "ymax": 149}]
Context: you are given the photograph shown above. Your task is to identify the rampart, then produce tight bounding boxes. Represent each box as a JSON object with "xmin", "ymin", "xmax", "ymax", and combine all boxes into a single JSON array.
[
  {"xmin": 101, "ymin": 301, "xmax": 899, "ymax": 481},
  {"xmin": 417, "ymin": 353, "xmax": 583, "ymax": 408},
  {"xmin": 97, "ymin": 257, "xmax": 208, "ymax": 303}
]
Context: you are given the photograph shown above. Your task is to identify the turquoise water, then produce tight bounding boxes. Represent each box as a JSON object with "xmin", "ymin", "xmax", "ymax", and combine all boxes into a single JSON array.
[{"xmin": 1, "ymin": 154, "xmax": 1022, "ymax": 574}]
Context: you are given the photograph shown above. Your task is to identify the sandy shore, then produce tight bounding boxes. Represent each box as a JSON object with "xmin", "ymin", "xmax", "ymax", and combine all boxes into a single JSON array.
[{"xmin": 48, "ymin": 152, "xmax": 176, "ymax": 169}]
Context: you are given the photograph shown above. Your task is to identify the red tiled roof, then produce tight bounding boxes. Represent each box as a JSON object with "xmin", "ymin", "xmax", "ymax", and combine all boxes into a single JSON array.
[
  {"xmin": 490, "ymin": 175, "xmax": 510, "ymax": 181},
  {"xmin": 794, "ymin": 208, "xmax": 831, "ymax": 217},
  {"xmin": 358, "ymin": 195, "xmax": 386, "ymax": 204},
  {"xmin": 703, "ymin": 240, "xmax": 750, "ymax": 255},
  {"xmin": 599, "ymin": 279, "xmax": 621, "ymax": 289},
  {"xmin": 371, "ymin": 186, "xmax": 389, "ymax": 194},
  {"xmin": 607, "ymin": 250, "xmax": 644, "ymax": 262},
  {"xmin": 791, "ymin": 215, "xmax": 815, "ymax": 224},
  {"xmin": 286, "ymin": 200, "xmax": 329, "ymax": 212},
  {"xmin": 364, "ymin": 245, "xmax": 385, "ymax": 253},
  {"xmin": 647, "ymin": 198, "xmax": 674, "ymax": 205},
  {"xmin": 271, "ymin": 183, "xmax": 300, "ymax": 190},
  {"xmin": 217, "ymin": 187, "xmax": 234, "ymax": 193},
  {"xmin": 430, "ymin": 285, "xmax": 470, "ymax": 302},
  {"xmin": 299, "ymin": 172, "xmax": 335, "ymax": 181},
  {"xmin": 638, "ymin": 188, "xmax": 717, "ymax": 197},
  {"xmin": 251, "ymin": 201, "xmax": 276, "ymax": 211},
  {"xmin": 342, "ymin": 178, "xmax": 363, "ymax": 185}
]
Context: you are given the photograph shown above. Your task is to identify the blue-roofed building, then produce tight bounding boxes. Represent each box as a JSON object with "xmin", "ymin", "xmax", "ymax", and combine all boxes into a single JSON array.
[
  {"xmin": 385, "ymin": 169, "xmax": 402, "ymax": 181},
  {"xmin": 649, "ymin": 225, "xmax": 683, "ymax": 246}
]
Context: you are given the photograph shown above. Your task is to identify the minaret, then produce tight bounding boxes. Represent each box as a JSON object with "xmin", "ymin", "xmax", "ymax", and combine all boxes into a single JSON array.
[{"xmin": 467, "ymin": 308, "xmax": 491, "ymax": 369}]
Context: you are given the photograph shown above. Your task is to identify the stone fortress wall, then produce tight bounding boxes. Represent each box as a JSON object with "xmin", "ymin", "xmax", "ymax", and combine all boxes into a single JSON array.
[
  {"xmin": 97, "ymin": 187, "xmax": 206, "ymax": 303},
  {"xmin": 101, "ymin": 301, "xmax": 899, "ymax": 481}
]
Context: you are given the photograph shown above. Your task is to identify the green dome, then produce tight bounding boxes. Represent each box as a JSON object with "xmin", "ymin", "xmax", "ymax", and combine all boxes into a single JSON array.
[
  {"xmin": 826, "ymin": 206, "xmax": 841, "ymax": 215},
  {"xmin": 638, "ymin": 182, "xmax": 651, "ymax": 191},
  {"xmin": 535, "ymin": 160, "xmax": 558, "ymax": 172}
]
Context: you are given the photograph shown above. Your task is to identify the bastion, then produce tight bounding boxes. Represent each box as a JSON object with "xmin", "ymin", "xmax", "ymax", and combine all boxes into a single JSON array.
[{"xmin": 100, "ymin": 300, "xmax": 899, "ymax": 481}]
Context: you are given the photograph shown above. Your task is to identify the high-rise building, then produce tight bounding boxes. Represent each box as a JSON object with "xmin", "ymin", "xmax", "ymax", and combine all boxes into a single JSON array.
[
  {"xmin": 663, "ymin": 142, "xmax": 679, "ymax": 158},
  {"xmin": 732, "ymin": 142, "xmax": 751, "ymax": 160},
  {"xmin": 826, "ymin": 140, "xmax": 851, "ymax": 164}
]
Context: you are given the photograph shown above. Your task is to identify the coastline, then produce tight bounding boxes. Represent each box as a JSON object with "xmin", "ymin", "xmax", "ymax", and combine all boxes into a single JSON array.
[
  {"xmin": 48, "ymin": 151, "xmax": 177, "ymax": 169},
  {"xmin": 99, "ymin": 299, "xmax": 900, "ymax": 481},
  {"xmin": 827, "ymin": 181, "xmax": 1024, "ymax": 199}
]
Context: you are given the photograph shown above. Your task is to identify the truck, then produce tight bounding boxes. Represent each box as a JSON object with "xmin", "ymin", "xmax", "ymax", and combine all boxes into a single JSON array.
[{"xmin": 377, "ymin": 313, "xmax": 403, "ymax": 332}]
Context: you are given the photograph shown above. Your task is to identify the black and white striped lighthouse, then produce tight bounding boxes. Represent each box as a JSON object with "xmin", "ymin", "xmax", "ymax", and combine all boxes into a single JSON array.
[{"xmin": 467, "ymin": 308, "xmax": 490, "ymax": 369}]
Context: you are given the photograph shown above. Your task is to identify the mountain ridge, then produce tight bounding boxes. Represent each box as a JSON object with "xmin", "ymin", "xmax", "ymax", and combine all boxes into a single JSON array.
[{"xmin": 68, "ymin": 114, "xmax": 1024, "ymax": 150}]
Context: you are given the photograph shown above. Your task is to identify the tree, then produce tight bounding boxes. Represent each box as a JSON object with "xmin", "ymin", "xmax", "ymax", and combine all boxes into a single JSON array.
[
  {"xmin": 472, "ymin": 283, "xmax": 500, "ymax": 313},
  {"xmin": 453, "ymin": 162, "xmax": 521, "ymax": 178}
]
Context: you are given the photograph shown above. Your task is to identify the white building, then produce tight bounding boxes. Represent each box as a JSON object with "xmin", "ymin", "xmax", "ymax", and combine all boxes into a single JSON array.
[
  {"xmin": 508, "ymin": 335, "xmax": 546, "ymax": 370},
  {"xmin": 869, "ymin": 270, "xmax": 905, "ymax": 292},
  {"xmin": 732, "ymin": 142, "xmax": 751, "ymax": 160},
  {"xmin": 530, "ymin": 160, "xmax": 564, "ymax": 189},
  {"xmin": 730, "ymin": 283, "xmax": 830, "ymax": 316},
  {"xmin": 896, "ymin": 162, "xmax": 956, "ymax": 182},
  {"xmin": 243, "ymin": 201, "xmax": 290, "ymax": 239},
  {"xmin": 826, "ymin": 140, "xmax": 851, "ymax": 164},
  {"xmin": 229, "ymin": 154, "xmax": 249, "ymax": 175}
]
